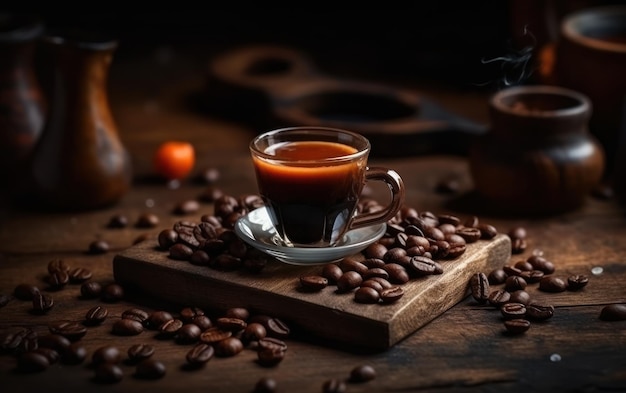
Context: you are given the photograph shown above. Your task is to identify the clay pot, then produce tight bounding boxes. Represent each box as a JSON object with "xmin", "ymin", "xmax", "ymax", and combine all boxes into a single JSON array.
[
  {"xmin": 554, "ymin": 5, "xmax": 626, "ymax": 177},
  {"xmin": 469, "ymin": 85, "xmax": 605, "ymax": 215}
]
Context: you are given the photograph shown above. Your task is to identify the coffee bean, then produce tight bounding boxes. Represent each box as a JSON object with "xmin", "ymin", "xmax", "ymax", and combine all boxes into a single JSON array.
[
  {"xmin": 380, "ymin": 286, "xmax": 404, "ymax": 304},
  {"xmin": 501, "ymin": 302, "xmax": 526, "ymax": 320},
  {"xmin": 509, "ymin": 290, "xmax": 531, "ymax": 305},
  {"xmin": 508, "ymin": 226, "xmax": 527, "ymax": 240},
  {"xmin": 538, "ymin": 276, "xmax": 568, "ymax": 292},
  {"xmin": 14, "ymin": 283, "xmax": 40, "ymax": 300},
  {"xmin": 299, "ymin": 275, "xmax": 329, "ymax": 291},
  {"xmin": 470, "ymin": 272, "xmax": 490, "ymax": 303},
  {"xmin": 80, "ymin": 281, "xmax": 102, "ymax": 299},
  {"xmin": 169, "ymin": 243, "xmax": 194, "ymax": 260},
  {"xmin": 101, "ymin": 283, "xmax": 124, "ymax": 302},
  {"xmin": 409, "ymin": 256, "xmax": 443, "ymax": 276},
  {"xmin": 179, "ymin": 306, "xmax": 204, "ymax": 322},
  {"xmin": 567, "ymin": 274, "xmax": 589, "ymax": 291},
  {"xmin": 514, "ymin": 260, "xmax": 534, "ymax": 271},
  {"xmin": 135, "ymin": 358, "xmax": 166, "ymax": 379},
  {"xmin": 192, "ymin": 315, "xmax": 213, "ymax": 330},
  {"xmin": 173, "ymin": 199, "xmax": 200, "ymax": 215},
  {"xmin": 62, "ymin": 343, "xmax": 87, "ymax": 365},
  {"xmin": 1, "ymin": 328, "xmax": 38, "ymax": 354},
  {"xmin": 322, "ymin": 378, "xmax": 347, "ymax": 393},
  {"xmin": 146, "ymin": 311, "xmax": 174, "ymax": 330},
  {"xmin": 487, "ymin": 269, "xmax": 508, "ymax": 285},
  {"xmin": 112, "ymin": 319, "xmax": 144, "ymax": 336},
  {"xmin": 216, "ymin": 317, "xmax": 247, "ymax": 332},
  {"xmin": 158, "ymin": 318, "xmax": 183, "ymax": 337},
  {"xmin": 88, "ymin": 240, "xmax": 110, "ymax": 254},
  {"xmin": 32, "ymin": 292, "xmax": 54, "ymax": 313},
  {"xmin": 488, "ymin": 289, "xmax": 511, "ymax": 307},
  {"xmin": 18, "ymin": 351, "xmax": 50, "ymax": 372},
  {"xmin": 94, "ymin": 363, "xmax": 123, "ymax": 384},
  {"xmin": 190, "ymin": 250, "xmax": 211, "ymax": 266},
  {"xmin": 511, "ymin": 237, "xmax": 527, "ymax": 254},
  {"xmin": 135, "ymin": 212, "xmax": 159, "ymax": 228},
  {"xmin": 478, "ymin": 223, "xmax": 498, "ymax": 239},
  {"xmin": 253, "ymin": 377, "xmax": 278, "ymax": 393},
  {"xmin": 527, "ymin": 255, "xmax": 555, "ymax": 274},
  {"xmin": 258, "ymin": 337, "xmax": 288, "ymax": 352},
  {"xmin": 49, "ymin": 321, "xmax": 87, "ymax": 341},
  {"xmin": 504, "ymin": 318, "xmax": 531, "ymax": 334},
  {"xmin": 196, "ymin": 167, "xmax": 221, "ymax": 185},
  {"xmin": 214, "ymin": 336, "xmax": 243, "ymax": 357},
  {"xmin": 340, "ymin": 258, "xmax": 369, "ymax": 275},
  {"xmin": 68, "ymin": 267, "xmax": 92, "ymax": 283},
  {"xmin": 175, "ymin": 324, "xmax": 202, "ymax": 344},
  {"xmin": 121, "ymin": 308, "xmax": 149, "ymax": 324},
  {"xmin": 526, "ymin": 303, "xmax": 555, "ymax": 321},
  {"xmin": 92, "ymin": 345, "xmax": 121, "ymax": 366},
  {"xmin": 33, "ymin": 347, "xmax": 60, "ymax": 364},
  {"xmin": 225, "ymin": 307, "xmax": 250, "ymax": 321},
  {"xmin": 382, "ymin": 263, "xmax": 410, "ymax": 284},
  {"xmin": 186, "ymin": 343, "xmax": 214, "ymax": 366},
  {"xmin": 502, "ymin": 265, "xmax": 523, "ymax": 276},
  {"xmin": 38, "ymin": 334, "xmax": 71, "ymax": 353},
  {"xmin": 47, "ymin": 259, "xmax": 70, "ymax": 274},
  {"xmin": 350, "ymin": 364, "xmax": 377, "ymax": 382},
  {"xmin": 242, "ymin": 323, "xmax": 267, "ymax": 344},
  {"xmin": 107, "ymin": 214, "xmax": 128, "ymax": 228},
  {"xmin": 361, "ymin": 279, "xmax": 384, "ymax": 293},
  {"xmin": 199, "ymin": 327, "xmax": 232, "ymax": 344},
  {"xmin": 85, "ymin": 306, "xmax": 108, "ymax": 325},
  {"xmin": 321, "ymin": 263, "xmax": 343, "ymax": 283},
  {"xmin": 456, "ymin": 227, "xmax": 482, "ymax": 243},
  {"xmin": 519, "ymin": 269, "xmax": 544, "ymax": 284},
  {"xmin": 336, "ymin": 271, "xmax": 363, "ymax": 292},
  {"xmin": 505, "ymin": 276, "xmax": 527, "ymax": 292},
  {"xmin": 127, "ymin": 344, "xmax": 155, "ymax": 363},
  {"xmin": 47, "ymin": 270, "xmax": 69, "ymax": 290},
  {"xmin": 354, "ymin": 286, "xmax": 380, "ymax": 304},
  {"xmin": 257, "ymin": 346, "xmax": 285, "ymax": 367},
  {"xmin": 364, "ymin": 243, "xmax": 388, "ymax": 259},
  {"xmin": 264, "ymin": 318, "xmax": 290, "ymax": 339},
  {"xmin": 599, "ymin": 304, "xmax": 626, "ymax": 321}
]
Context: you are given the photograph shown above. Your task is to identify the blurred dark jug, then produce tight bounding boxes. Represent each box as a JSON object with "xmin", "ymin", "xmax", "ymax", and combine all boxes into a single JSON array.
[
  {"xmin": 0, "ymin": 13, "xmax": 47, "ymax": 186},
  {"xmin": 18, "ymin": 30, "xmax": 132, "ymax": 211}
]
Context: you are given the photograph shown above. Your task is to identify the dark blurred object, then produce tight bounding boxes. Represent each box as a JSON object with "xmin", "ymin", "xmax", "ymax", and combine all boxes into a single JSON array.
[
  {"xmin": 14, "ymin": 29, "xmax": 132, "ymax": 211},
  {"xmin": 0, "ymin": 13, "xmax": 46, "ymax": 186},
  {"xmin": 205, "ymin": 45, "xmax": 486, "ymax": 157},
  {"xmin": 469, "ymin": 85, "xmax": 605, "ymax": 215}
]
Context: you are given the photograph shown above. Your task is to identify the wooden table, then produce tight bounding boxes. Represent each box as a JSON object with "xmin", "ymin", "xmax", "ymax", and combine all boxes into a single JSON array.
[{"xmin": 1, "ymin": 39, "xmax": 625, "ymax": 393}]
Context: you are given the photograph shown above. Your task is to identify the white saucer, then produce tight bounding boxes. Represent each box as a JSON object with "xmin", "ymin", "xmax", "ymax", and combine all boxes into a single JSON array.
[{"xmin": 234, "ymin": 206, "xmax": 387, "ymax": 265}]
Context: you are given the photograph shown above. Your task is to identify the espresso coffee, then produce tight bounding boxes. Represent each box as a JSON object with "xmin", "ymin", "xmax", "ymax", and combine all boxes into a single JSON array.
[{"xmin": 252, "ymin": 141, "xmax": 365, "ymax": 246}]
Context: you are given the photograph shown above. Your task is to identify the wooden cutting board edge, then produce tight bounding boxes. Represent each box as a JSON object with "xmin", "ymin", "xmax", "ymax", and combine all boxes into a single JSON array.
[{"xmin": 112, "ymin": 234, "xmax": 511, "ymax": 350}]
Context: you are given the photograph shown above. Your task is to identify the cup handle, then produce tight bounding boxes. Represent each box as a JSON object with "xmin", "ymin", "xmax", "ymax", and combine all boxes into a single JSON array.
[{"xmin": 350, "ymin": 167, "xmax": 405, "ymax": 230}]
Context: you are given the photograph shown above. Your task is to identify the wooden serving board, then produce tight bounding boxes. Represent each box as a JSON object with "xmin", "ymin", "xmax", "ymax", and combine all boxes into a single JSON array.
[{"xmin": 113, "ymin": 234, "xmax": 510, "ymax": 350}]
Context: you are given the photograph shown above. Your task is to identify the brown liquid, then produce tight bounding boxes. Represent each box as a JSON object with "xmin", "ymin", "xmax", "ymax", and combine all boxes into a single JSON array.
[{"xmin": 253, "ymin": 141, "xmax": 365, "ymax": 246}]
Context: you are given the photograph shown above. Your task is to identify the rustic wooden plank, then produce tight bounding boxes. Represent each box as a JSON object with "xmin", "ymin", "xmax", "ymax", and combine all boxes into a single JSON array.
[{"xmin": 113, "ymin": 234, "xmax": 511, "ymax": 350}]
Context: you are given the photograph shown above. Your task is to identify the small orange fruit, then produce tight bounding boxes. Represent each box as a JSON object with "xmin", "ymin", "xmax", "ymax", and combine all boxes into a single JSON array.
[{"xmin": 153, "ymin": 141, "xmax": 195, "ymax": 180}]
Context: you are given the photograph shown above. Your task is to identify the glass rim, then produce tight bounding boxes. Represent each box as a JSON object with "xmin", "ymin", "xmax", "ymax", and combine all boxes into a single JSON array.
[{"xmin": 250, "ymin": 126, "xmax": 371, "ymax": 164}]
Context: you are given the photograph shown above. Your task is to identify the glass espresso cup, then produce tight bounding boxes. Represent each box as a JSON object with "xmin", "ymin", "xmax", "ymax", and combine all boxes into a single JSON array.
[{"xmin": 249, "ymin": 126, "xmax": 405, "ymax": 247}]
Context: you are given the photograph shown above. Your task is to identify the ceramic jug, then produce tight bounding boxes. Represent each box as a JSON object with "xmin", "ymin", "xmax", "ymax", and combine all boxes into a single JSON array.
[
  {"xmin": 469, "ymin": 85, "xmax": 605, "ymax": 215},
  {"xmin": 19, "ymin": 30, "xmax": 132, "ymax": 211},
  {"xmin": 0, "ymin": 13, "xmax": 46, "ymax": 186}
]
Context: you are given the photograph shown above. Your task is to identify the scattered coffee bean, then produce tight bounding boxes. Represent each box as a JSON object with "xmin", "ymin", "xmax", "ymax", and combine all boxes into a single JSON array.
[
  {"xmin": 85, "ymin": 306, "xmax": 108, "ymax": 325},
  {"xmin": 18, "ymin": 351, "xmax": 50, "ymax": 372},
  {"xmin": 509, "ymin": 290, "xmax": 531, "ymax": 305},
  {"xmin": 500, "ymin": 302, "xmax": 526, "ymax": 320},
  {"xmin": 68, "ymin": 267, "xmax": 92, "ymax": 283},
  {"xmin": 322, "ymin": 378, "xmax": 347, "ymax": 393},
  {"xmin": 505, "ymin": 276, "xmax": 527, "ymax": 292},
  {"xmin": 47, "ymin": 259, "xmax": 70, "ymax": 274},
  {"xmin": 107, "ymin": 214, "xmax": 128, "ymax": 228},
  {"xmin": 299, "ymin": 275, "xmax": 329, "ymax": 291},
  {"xmin": 192, "ymin": 315, "xmax": 213, "ymax": 330},
  {"xmin": 257, "ymin": 346, "xmax": 285, "ymax": 367},
  {"xmin": 216, "ymin": 317, "xmax": 247, "ymax": 332},
  {"xmin": 242, "ymin": 322, "xmax": 267, "ymax": 344},
  {"xmin": 504, "ymin": 318, "xmax": 531, "ymax": 334},
  {"xmin": 511, "ymin": 237, "xmax": 527, "ymax": 254},
  {"xmin": 169, "ymin": 243, "xmax": 194, "ymax": 260},
  {"xmin": 101, "ymin": 283, "xmax": 124, "ymax": 302},
  {"xmin": 186, "ymin": 343, "xmax": 214, "ymax": 367},
  {"xmin": 135, "ymin": 212, "xmax": 160, "ymax": 228},
  {"xmin": 158, "ymin": 318, "xmax": 183, "ymax": 337},
  {"xmin": 519, "ymin": 269, "xmax": 544, "ymax": 284},
  {"xmin": 0, "ymin": 293, "xmax": 12, "ymax": 308},
  {"xmin": 14, "ymin": 283, "xmax": 40, "ymax": 300},
  {"xmin": 94, "ymin": 363, "xmax": 123, "ymax": 384},
  {"xmin": 487, "ymin": 268, "xmax": 508, "ymax": 285},
  {"xmin": 62, "ymin": 343, "xmax": 87, "ymax": 365},
  {"xmin": 350, "ymin": 364, "xmax": 377, "ymax": 382},
  {"xmin": 354, "ymin": 286, "xmax": 380, "ymax": 304},
  {"xmin": 599, "ymin": 304, "xmax": 626, "ymax": 321},
  {"xmin": 1, "ymin": 328, "xmax": 37, "ymax": 354},
  {"xmin": 538, "ymin": 276, "xmax": 568, "ymax": 292},
  {"xmin": 146, "ymin": 311, "xmax": 174, "ymax": 330},
  {"xmin": 214, "ymin": 336, "xmax": 244, "ymax": 357},
  {"xmin": 122, "ymin": 308, "xmax": 150, "ymax": 324},
  {"xmin": 173, "ymin": 199, "xmax": 200, "ymax": 215},
  {"xmin": 526, "ymin": 303, "xmax": 554, "ymax": 321},
  {"xmin": 567, "ymin": 274, "xmax": 589, "ymax": 291},
  {"xmin": 175, "ymin": 324, "xmax": 202, "ymax": 344},
  {"xmin": 470, "ymin": 272, "xmax": 490, "ymax": 303},
  {"xmin": 49, "ymin": 321, "xmax": 87, "ymax": 341},
  {"xmin": 88, "ymin": 240, "xmax": 110, "ymax": 254},
  {"xmin": 38, "ymin": 334, "xmax": 71, "ymax": 353},
  {"xmin": 112, "ymin": 318, "xmax": 144, "ymax": 336},
  {"xmin": 380, "ymin": 286, "xmax": 404, "ymax": 304},
  {"xmin": 135, "ymin": 358, "xmax": 166, "ymax": 379},
  {"xmin": 33, "ymin": 347, "xmax": 60, "ymax": 364},
  {"xmin": 488, "ymin": 289, "xmax": 511, "ymax": 307},
  {"xmin": 253, "ymin": 377, "xmax": 278, "ymax": 393},
  {"xmin": 47, "ymin": 270, "xmax": 69, "ymax": 290},
  {"xmin": 80, "ymin": 281, "xmax": 102, "ymax": 299},
  {"xmin": 92, "ymin": 345, "xmax": 121, "ymax": 366},
  {"xmin": 32, "ymin": 292, "xmax": 54, "ymax": 313},
  {"xmin": 127, "ymin": 344, "xmax": 155, "ymax": 363}
]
